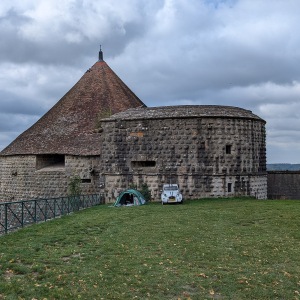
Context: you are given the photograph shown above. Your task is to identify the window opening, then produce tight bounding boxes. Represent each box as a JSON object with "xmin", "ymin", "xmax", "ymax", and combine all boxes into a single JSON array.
[
  {"xmin": 131, "ymin": 161, "xmax": 156, "ymax": 168},
  {"xmin": 227, "ymin": 183, "xmax": 232, "ymax": 193},
  {"xmin": 81, "ymin": 179, "xmax": 91, "ymax": 183},
  {"xmin": 226, "ymin": 145, "xmax": 232, "ymax": 154},
  {"xmin": 36, "ymin": 154, "xmax": 65, "ymax": 170}
]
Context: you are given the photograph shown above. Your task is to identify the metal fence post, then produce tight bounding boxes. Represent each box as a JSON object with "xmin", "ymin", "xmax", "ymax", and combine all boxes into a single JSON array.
[
  {"xmin": 21, "ymin": 202, "xmax": 24, "ymax": 228},
  {"xmin": 34, "ymin": 200, "xmax": 37, "ymax": 223},
  {"xmin": 5, "ymin": 203, "xmax": 8, "ymax": 234},
  {"xmin": 44, "ymin": 199, "xmax": 47, "ymax": 221},
  {"xmin": 60, "ymin": 198, "xmax": 63, "ymax": 216}
]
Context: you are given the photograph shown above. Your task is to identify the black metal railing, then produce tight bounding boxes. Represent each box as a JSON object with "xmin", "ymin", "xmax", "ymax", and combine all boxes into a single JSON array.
[{"xmin": 0, "ymin": 194, "xmax": 104, "ymax": 235}]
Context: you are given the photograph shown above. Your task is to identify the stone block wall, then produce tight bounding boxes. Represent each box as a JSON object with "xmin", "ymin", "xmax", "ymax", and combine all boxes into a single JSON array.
[
  {"xmin": 100, "ymin": 116, "xmax": 267, "ymax": 201},
  {"xmin": 102, "ymin": 173, "xmax": 267, "ymax": 201},
  {"xmin": 249, "ymin": 175, "xmax": 268, "ymax": 199},
  {"xmin": 267, "ymin": 171, "xmax": 300, "ymax": 199},
  {"xmin": 0, "ymin": 155, "xmax": 100, "ymax": 202},
  {"xmin": 0, "ymin": 113, "xmax": 267, "ymax": 203}
]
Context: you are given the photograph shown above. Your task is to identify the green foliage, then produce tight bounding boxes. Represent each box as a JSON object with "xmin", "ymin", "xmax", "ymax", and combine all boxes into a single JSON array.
[
  {"xmin": 68, "ymin": 175, "xmax": 81, "ymax": 196},
  {"xmin": 128, "ymin": 182, "xmax": 138, "ymax": 190},
  {"xmin": 1, "ymin": 198, "xmax": 300, "ymax": 299},
  {"xmin": 128, "ymin": 182, "xmax": 151, "ymax": 201},
  {"xmin": 95, "ymin": 109, "xmax": 112, "ymax": 130},
  {"xmin": 139, "ymin": 182, "xmax": 151, "ymax": 202}
]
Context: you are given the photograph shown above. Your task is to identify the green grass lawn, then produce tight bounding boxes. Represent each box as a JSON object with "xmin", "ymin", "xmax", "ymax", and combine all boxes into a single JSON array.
[{"xmin": 1, "ymin": 198, "xmax": 300, "ymax": 299}]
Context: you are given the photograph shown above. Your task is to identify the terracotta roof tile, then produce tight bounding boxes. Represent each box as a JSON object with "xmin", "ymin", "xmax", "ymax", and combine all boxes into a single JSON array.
[{"xmin": 1, "ymin": 61, "xmax": 146, "ymax": 156}]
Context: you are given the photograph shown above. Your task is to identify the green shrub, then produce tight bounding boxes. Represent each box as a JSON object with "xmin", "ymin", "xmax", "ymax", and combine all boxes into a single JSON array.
[
  {"xmin": 68, "ymin": 175, "xmax": 81, "ymax": 196},
  {"xmin": 128, "ymin": 182, "xmax": 151, "ymax": 202},
  {"xmin": 139, "ymin": 182, "xmax": 151, "ymax": 202}
]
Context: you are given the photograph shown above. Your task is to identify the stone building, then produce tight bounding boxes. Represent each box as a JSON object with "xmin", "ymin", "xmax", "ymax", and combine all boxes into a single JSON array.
[
  {"xmin": 0, "ymin": 50, "xmax": 267, "ymax": 202},
  {"xmin": 100, "ymin": 106, "xmax": 267, "ymax": 201},
  {"xmin": 0, "ymin": 50, "xmax": 145, "ymax": 201}
]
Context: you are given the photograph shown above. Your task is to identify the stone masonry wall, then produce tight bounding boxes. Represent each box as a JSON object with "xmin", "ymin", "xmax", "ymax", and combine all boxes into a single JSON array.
[
  {"xmin": 102, "ymin": 174, "xmax": 267, "ymax": 202},
  {"xmin": 267, "ymin": 171, "xmax": 300, "ymax": 199},
  {"xmin": 0, "ymin": 155, "xmax": 100, "ymax": 202},
  {"xmin": 100, "ymin": 116, "xmax": 267, "ymax": 201},
  {"xmin": 0, "ymin": 114, "xmax": 267, "ymax": 203}
]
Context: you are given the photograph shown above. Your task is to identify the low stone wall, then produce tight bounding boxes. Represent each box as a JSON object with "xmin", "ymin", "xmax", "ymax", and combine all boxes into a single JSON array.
[{"xmin": 267, "ymin": 171, "xmax": 300, "ymax": 199}]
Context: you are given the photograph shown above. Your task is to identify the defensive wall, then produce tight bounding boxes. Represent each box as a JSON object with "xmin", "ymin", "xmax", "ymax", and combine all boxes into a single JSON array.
[
  {"xmin": 267, "ymin": 171, "xmax": 300, "ymax": 199},
  {"xmin": 0, "ymin": 105, "xmax": 268, "ymax": 202},
  {"xmin": 100, "ymin": 106, "xmax": 267, "ymax": 201}
]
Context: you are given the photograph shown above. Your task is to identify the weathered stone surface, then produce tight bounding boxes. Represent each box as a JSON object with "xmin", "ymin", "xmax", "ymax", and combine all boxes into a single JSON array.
[
  {"xmin": 99, "ymin": 108, "xmax": 267, "ymax": 200},
  {"xmin": 0, "ymin": 155, "xmax": 100, "ymax": 202},
  {"xmin": 104, "ymin": 105, "xmax": 263, "ymax": 121},
  {"xmin": 267, "ymin": 171, "xmax": 300, "ymax": 199}
]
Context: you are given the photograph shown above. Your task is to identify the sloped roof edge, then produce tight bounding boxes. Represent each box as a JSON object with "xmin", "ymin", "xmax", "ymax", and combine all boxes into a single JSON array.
[
  {"xmin": 101, "ymin": 105, "xmax": 266, "ymax": 123},
  {"xmin": 1, "ymin": 60, "xmax": 146, "ymax": 156}
]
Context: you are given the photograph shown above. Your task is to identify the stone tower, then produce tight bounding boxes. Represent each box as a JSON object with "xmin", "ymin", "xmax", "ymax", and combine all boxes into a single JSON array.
[
  {"xmin": 100, "ymin": 105, "xmax": 267, "ymax": 200},
  {"xmin": 0, "ymin": 49, "xmax": 146, "ymax": 201}
]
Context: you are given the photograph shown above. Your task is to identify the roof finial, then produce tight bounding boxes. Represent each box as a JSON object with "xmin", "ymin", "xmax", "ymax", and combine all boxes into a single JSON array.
[{"xmin": 98, "ymin": 45, "xmax": 104, "ymax": 61}]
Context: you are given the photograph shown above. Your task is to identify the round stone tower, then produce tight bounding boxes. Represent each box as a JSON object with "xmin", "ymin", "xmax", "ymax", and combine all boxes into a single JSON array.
[{"xmin": 100, "ymin": 105, "xmax": 267, "ymax": 201}]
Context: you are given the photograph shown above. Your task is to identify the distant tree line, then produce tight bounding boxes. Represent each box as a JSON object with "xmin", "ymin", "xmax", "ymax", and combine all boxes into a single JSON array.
[{"xmin": 267, "ymin": 164, "xmax": 300, "ymax": 171}]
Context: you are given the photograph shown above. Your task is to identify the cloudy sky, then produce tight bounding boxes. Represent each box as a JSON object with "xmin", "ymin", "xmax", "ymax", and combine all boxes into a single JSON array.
[{"xmin": 1, "ymin": 0, "xmax": 300, "ymax": 163}]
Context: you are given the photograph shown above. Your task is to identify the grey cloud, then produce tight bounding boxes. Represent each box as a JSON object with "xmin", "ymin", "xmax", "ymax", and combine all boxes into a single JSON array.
[
  {"xmin": 113, "ymin": 0, "xmax": 300, "ymax": 95},
  {"xmin": 0, "ymin": 90, "xmax": 42, "ymax": 115},
  {"xmin": 0, "ymin": 112, "xmax": 38, "ymax": 132},
  {"xmin": 0, "ymin": 7, "xmax": 30, "ymax": 26},
  {"xmin": 1, "ymin": 0, "xmax": 300, "ymax": 162},
  {"xmin": 267, "ymin": 144, "xmax": 300, "ymax": 164},
  {"xmin": 0, "ymin": 1, "xmax": 158, "ymax": 66},
  {"xmin": 0, "ymin": 132, "xmax": 19, "ymax": 151}
]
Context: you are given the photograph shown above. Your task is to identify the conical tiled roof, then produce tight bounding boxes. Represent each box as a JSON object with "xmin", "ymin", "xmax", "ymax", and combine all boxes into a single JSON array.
[{"xmin": 1, "ymin": 59, "xmax": 146, "ymax": 156}]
